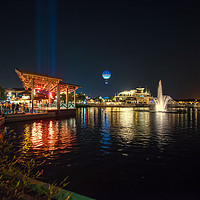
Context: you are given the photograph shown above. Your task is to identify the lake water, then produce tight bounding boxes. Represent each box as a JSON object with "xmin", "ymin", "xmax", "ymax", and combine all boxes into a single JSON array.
[{"xmin": 4, "ymin": 107, "xmax": 200, "ymax": 200}]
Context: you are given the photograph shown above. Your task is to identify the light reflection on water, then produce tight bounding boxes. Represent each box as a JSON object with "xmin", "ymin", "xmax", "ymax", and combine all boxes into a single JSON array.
[
  {"xmin": 4, "ymin": 107, "xmax": 200, "ymax": 199},
  {"xmin": 5, "ymin": 107, "xmax": 200, "ymax": 160},
  {"xmin": 14, "ymin": 119, "xmax": 76, "ymax": 159},
  {"xmin": 100, "ymin": 108, "xmax": 111, "ymax": 154},
  {"xmin": 154, "ymin": 112, "xmax": 173, "ymax": 151}
]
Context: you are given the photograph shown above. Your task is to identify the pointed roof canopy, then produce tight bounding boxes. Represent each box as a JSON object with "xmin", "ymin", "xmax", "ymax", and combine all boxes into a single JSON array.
[
  {"xmin": 57, "ymin": 82, "xmax": 80, "ymax": 93},
  {"xmin": 15, "ymin": 68, "xmax": 80, "ymax": 92}
]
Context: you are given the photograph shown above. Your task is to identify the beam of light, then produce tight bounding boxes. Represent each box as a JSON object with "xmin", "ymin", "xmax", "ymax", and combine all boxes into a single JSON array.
[
  {"xmin": 42, "ymin": 4, "xmax": 49, "ymax": 75},
  {"xmin": 36, "ymin": 0, "xmax": 42, "ymax": 73},
  {"xmin": 49, "ymin": 0, "xmax": 56, "ymax": 77},
  {"xmin": 47, "ymin": 26, "xmax": 51, "ymax": 76},
  {"xmin": 36, "ymin": 0, "xmax": 56, "ymax": 76}
]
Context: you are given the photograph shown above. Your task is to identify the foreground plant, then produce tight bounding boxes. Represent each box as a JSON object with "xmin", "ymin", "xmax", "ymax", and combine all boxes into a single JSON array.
[{"xmin": 0, "ymin": 128, "xmax": 70, "ymax": 200}]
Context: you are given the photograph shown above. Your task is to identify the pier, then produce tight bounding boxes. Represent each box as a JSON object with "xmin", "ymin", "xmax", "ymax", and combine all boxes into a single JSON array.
[
  {"xmin": 5, "ymin": 109, "xmax": 76, "ymax": 123},
  {"xmin": 1, "ymin": 69, "xmax": 81, "ymax": 125}
]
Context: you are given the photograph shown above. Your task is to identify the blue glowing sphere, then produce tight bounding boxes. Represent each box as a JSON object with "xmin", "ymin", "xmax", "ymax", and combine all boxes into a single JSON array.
[{"xmin": 102, "ymin": 70, "xmax": 111, "ymax": 80}]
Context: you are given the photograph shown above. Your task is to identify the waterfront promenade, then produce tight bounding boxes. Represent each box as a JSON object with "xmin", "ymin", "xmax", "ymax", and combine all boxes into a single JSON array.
[
  {"xmin": 0, "ymin": 69, "xmax": 81, "ymax": 125},
  {"xmin": 2, "ymin": 108, "xmax": 76, "ymax": 123}
]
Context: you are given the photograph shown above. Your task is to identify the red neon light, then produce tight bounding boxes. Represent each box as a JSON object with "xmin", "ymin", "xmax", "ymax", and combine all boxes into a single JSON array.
[
  {"xmin": 34, "ymin": 88, "xmax": 41, "ymax": 95},
  {"xmin": 50, "ymin": 92, "xmax": 53, "ymax": 99}
]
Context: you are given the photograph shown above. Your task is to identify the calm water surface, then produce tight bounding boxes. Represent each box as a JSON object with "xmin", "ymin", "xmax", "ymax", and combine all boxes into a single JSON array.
[{"xmin": 5, "ymin": 107, "xmax": 200, "ymax": 200}]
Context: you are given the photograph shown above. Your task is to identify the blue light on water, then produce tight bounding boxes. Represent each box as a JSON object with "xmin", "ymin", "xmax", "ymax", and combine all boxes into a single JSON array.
[{"xmin": 100, "ymin": 110, "xmax": 111, "ymax": 154}]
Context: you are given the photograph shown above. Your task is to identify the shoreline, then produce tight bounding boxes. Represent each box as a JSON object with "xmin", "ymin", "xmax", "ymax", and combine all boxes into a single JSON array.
[{"xmin": 77, "ymin": 104, "xmax": 196, "ymax": 108}]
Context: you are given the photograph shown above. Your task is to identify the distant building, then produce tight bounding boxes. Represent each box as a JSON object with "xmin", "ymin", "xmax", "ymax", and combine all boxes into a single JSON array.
[
  {"xmin": 87, "ymin": 99, "xmax": 95, "ymax": 104},
  {"xmin": 174, "ymin": 99, "xmax": 200, "ymax": 106},
  {"xmin": 115, "ymin": 87, "xmax": 152, "ymax": 104}
]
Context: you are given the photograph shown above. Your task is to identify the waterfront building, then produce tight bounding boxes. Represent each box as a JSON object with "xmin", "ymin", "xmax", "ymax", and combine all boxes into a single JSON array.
[
  {"xmin": 174, "ymin": 99, "xmax": 200, "ymax": 107},
  {"xmin": 15, "ymin": 68, "xmax": 80, "ymax": 111},
  {"xmin": 115, "ymin": 87, "xmax": 152, "ymax": 104}
]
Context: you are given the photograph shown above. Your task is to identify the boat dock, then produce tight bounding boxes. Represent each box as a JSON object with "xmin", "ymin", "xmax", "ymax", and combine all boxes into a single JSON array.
[{"xmin": 4, "ymin": 109, "xmax": 76, "ymax": 123}]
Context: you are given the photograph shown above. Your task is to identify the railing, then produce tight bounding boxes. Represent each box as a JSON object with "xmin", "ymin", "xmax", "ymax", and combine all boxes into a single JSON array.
[{"xmin": 0, "ymin": 102, "xmax": 76, "ymax": 115}]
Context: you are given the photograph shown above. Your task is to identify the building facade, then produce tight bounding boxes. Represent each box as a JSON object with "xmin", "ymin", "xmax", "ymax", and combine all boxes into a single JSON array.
[{"xmin": 115, "ymin": 88, "xmax": 152, "ymax": 104}]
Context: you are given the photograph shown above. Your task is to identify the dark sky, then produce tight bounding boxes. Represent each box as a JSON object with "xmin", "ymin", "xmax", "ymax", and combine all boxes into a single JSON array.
[{"xmin": 0, "ymin": 0, "xmax": 200, "ymax": 98}]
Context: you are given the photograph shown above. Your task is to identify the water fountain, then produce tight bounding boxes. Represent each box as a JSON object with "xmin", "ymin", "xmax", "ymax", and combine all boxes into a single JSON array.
[{"xmin": 155, "ymin": 80, "xmax": 171, "ymax": 112}]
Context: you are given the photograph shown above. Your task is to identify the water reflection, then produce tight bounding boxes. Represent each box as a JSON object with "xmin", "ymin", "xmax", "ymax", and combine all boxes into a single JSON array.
[
  {"xmin": 48, "ymin": 120, "xmax": 56, "ymax": 150},
  {"xmin": 16, "ymin": 119, "xmax": 76, "ymax": 159},
  {"xmin": 5, "ymin": 107, "xmax": 200, "ymax": 200},
  {"xmin": 6, "ymin": 107, "xmax": 200, "ymax": 161},
  {"xmin": 21, "ymin": 124, "xmax": 32, "ymax": 154},
  {"xmin": 76, "ymin": 107, "xmax": 200, "ymax": 153},
  {"xmin": 100, "ymin": 108, "xmax": 111, "ymax": 154},
  {"xmin": 31, "ymin": 122, "xmax": 43, "ymax": 148},
  {"xmin": 115, "ymin": 108, "xmax": 151, "ymax": 148},
  {"xmin": 154, "ymin": 112, "xmax": 172, "ymax": 151}
]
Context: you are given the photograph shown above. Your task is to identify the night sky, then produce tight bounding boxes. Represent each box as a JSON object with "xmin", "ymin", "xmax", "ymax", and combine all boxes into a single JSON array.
[{"xmin": 0, "ymin": 0, "xmax": 200, "ymax": 98}]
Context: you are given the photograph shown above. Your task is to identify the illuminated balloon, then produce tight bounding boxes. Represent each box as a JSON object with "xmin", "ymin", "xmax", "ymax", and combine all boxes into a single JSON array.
[{"xmin": 102, "ymin": 70, "xmax": 111, "ymax": 85}]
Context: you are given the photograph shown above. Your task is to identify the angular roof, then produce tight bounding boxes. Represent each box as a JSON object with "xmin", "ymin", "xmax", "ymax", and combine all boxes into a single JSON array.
[
  {"xmin": 15, "ymin": 68, "xmax": 63, "ymax": 81},
  {"xmin": 15, "ymin": 68, "xmax": 81, "ymax": 92}
]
